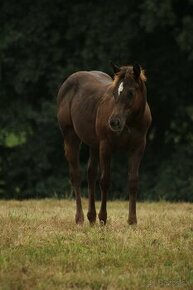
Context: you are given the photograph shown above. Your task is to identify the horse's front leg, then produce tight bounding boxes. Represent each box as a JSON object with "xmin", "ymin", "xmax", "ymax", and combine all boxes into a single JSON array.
[
  {"xmin": 128, "ymin": 141, "xmax": 146, "ymax": 225},
  {"xmin": 98, "ymin": 141, "xmax": 111, "ymax": 225}
]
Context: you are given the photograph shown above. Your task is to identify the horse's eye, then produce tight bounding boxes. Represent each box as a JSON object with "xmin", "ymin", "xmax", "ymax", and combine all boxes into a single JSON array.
[{"xmin": 128, "ymin": 90, "xmax": 134, "ymax": 97}]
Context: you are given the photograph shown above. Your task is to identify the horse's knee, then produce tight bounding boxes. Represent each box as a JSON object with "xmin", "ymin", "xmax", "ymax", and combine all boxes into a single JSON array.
[{"xmin": 65, "ymin": 148, "xmax": 75, "ymax": 165}]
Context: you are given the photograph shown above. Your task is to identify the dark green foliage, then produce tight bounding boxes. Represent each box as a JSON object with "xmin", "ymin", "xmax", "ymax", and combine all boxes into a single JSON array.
[{"xmin": 0, "ymin": 0, "xmax": 192, "ymax": 200}]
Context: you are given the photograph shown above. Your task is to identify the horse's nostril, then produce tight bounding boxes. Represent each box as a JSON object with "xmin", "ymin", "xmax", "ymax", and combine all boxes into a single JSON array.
[
  {"xmin": 115, "ymin": 120, "xmax": 119, "ymax": 125},
  {"xmin": 110, "ymin": 120, "xmax": 115, "ymax": 127},
  {"xmin": 109, "ymin": 118, "xmax": 121, "ymax": 130}
]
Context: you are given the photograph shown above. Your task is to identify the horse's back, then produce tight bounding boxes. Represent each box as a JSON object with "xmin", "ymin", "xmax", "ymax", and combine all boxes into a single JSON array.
[
  {"xmin": 74, "ymin": 70, "xmax": 112, "ymax": 85},
  {"xmin": 57, "ymin": 71, "xmax": 111, "ymax": 105},
  {"xmin": 88, "ymin": 71, "xmax": 113, "ymax": 85}
]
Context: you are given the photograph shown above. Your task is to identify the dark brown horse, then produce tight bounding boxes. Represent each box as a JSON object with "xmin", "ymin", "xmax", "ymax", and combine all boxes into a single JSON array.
[{"xmin": 57, "ymin": 63, "xmax": 152, "ymax": 225}]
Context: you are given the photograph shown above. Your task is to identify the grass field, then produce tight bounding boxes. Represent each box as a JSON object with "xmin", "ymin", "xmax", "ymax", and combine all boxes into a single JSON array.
[{"xmin": 0, "ymin": 199, "xmax": 193, "ymax": 290}]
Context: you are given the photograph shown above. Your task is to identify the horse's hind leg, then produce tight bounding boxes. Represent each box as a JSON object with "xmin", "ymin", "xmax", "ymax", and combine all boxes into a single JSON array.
[
  {"xmin": 87, "ymin": 148, "xmax": 99, "ymax": 224},
  {"xmin": 64, "ymin": 130, "xmax": 84, "ymax": 224}
]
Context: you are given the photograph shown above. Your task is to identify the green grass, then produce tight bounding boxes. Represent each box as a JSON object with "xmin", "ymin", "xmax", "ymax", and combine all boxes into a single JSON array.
[{"xmin": 0, "ymin": 199, "xmax": 193, "ymax": 290}]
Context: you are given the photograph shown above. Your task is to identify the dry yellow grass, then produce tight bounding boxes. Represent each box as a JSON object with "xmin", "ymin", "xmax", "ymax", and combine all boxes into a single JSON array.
[{"xmin": 0, "ymin": 199, "xmax": 193, "ymax": 289}]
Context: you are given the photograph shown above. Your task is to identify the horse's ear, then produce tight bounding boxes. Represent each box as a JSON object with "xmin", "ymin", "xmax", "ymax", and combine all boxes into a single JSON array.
[
  {"xmin": 133, "ymin": 63, "xmax": 141, "ymax": 79},
  {"xmin": 110, "ymin": 61, "xmax": 120, "ymax": 74}
]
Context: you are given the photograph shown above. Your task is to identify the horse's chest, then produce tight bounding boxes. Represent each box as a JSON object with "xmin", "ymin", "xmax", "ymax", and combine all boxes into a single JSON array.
[{"xmin": 110, "ymin": 128, "xmax": 140, "ymax": 150}]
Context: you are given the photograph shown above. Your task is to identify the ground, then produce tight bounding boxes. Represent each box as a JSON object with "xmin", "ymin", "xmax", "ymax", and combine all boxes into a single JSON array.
[{"xmin": 0, "ymin": 199, "xmax": 193, "ymax": 290}]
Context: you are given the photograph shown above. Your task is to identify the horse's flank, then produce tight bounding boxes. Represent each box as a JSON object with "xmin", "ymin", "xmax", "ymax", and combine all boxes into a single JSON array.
[{"xmin": 57, "ymin": 71, "xmax": 111, "ymax": 146}]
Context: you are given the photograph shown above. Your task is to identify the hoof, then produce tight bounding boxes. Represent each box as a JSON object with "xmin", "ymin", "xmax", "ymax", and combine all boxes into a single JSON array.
[
  {"xmin": 75, "ymin": 212, "xmax": 84, "ymax": 225},
  {"xmin": 98, "ymin": 212, "xmax": 107, "ymax": 225},
  {"xmin": 87, "ymin": 211, "xmax": 96, "ymax": 225},
  {"xmin": 128, "ymin": 218, "xmax": 137, "ymax": 225}
]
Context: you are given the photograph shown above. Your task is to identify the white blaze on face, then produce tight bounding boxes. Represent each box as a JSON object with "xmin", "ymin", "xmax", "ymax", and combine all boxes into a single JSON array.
[{"xmin": 118, "ymin": 82, "xmax": 124, "ymax": 95}]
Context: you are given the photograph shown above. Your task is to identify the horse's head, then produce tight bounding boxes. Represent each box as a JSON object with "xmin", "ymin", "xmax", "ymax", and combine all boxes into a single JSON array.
[{"xmin": 108, "ymin": 63, "xmax": 147, "ymax": 132}]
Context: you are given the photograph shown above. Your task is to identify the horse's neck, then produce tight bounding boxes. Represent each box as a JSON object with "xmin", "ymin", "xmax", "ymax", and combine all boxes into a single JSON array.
[
  {"xmin": 127, "ymin": 95, "xmax": 146, "ymax": 127},
  {"xmin": 134, "ymin": 93, "xmax": 146, "ymax": 113}
]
